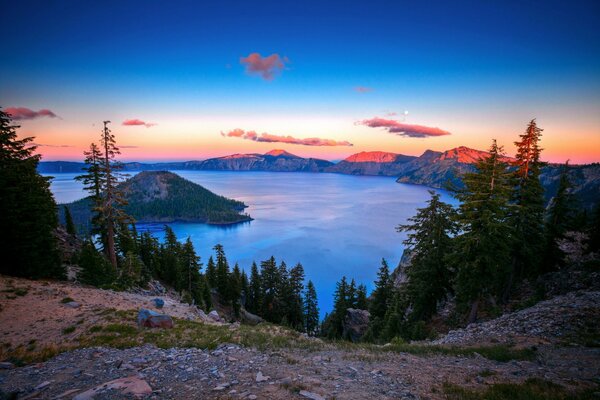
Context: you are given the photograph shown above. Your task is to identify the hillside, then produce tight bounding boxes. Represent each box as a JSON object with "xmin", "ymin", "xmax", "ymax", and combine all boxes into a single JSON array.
[
  {"xmin": 61, "ymin": 171, "xmax": 251, "ymax": 232},
  {"xmin": 1, "ymin": 275, "xmax": 598, "ymax": 399},
  {"xmin": 325, "ymin": 151, "xmax": 416, "ymax": 175}
]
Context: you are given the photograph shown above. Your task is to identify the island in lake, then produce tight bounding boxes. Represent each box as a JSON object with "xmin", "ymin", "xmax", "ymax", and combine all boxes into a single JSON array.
[{"xmin": 61, "ymin": 171, "xmax": 251, "ymax": 234}]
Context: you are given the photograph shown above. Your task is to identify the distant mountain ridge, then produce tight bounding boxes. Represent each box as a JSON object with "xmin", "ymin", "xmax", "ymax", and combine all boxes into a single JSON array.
[{"xmin": 41, "ymin": 147, "xmax": 600, "ymax": 208}]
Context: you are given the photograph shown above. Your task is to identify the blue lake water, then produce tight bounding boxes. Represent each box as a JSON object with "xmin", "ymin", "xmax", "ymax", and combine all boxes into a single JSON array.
[{"xmin": 46, "ymin": 171, "xmax": 456, "ymax": 316}]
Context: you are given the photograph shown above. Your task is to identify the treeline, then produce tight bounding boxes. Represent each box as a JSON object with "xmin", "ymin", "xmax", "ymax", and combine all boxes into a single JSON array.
[{"xmin": 323, "ymin": 120, "xmax": 600, "ymax": 342}]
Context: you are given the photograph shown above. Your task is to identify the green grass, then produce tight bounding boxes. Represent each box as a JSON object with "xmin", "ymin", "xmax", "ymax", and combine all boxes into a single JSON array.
[
  {"xmin": 333, "ymin": 338, "xmax": 536, "ymax": 362},
  {"xmin": 62, "ymin": 326, "xmax": 76, "ymax": 334},
  {"xmin": 442, "ymin": 378, "xmax": 599, "ymax": 400}
]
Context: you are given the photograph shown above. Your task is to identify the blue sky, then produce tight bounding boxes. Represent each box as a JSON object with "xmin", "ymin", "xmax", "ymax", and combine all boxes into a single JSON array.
[{"xmin": 1, "ymin": 0, "xmax": 599, "ymax": 162}]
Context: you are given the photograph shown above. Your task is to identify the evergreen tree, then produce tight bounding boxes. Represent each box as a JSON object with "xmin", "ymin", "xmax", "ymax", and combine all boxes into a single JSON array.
[
  {"xmin": 247, "ymin": 262, "xmax": 262, "ymax": 314},
  {"xmin": 214, "ymin": 244, "xmax": 230, "ymax": 299},
  {"xmin": 544, "ymin": 162, "xmax": 576, "ymax": 269},
  {"xmin": 118, "ymin": 251, "xmax": 147, "ymax": 289},
  {"xmin": 260, "ymin": 256, "xmax": 279, "ymax": 322},
  {"xmin": 288, "ymin": 263, "xmax": 306, "ymax": 329},
  {"xmin": 78, "ymin": 240, "xmax": 115, "ymax": 286},
  {"xmin": 396, "ymin": 191, "xmax": 458, "ymax": 320},
  {"xmin": 325, "ymin": 276, "xmax": 350, "ymax": 338},
  {"xmin": 75, "ymin": 142, "xmax": 105, "ymax": 245},
  {"xmin": 347, "ymin": 278, "xmax": 358, "ymax": 309},
  {"xmin": 161, "ymin": 226, "xmax": 181, "ymax": 286},
  {"xmin": 97, "ymin": 121, "xmax": 130, "ymax": 268},
  {"xmin": 509, "ymin": 119, "xmax": 546, "ymax": 288},
  {"xmin": 229, "ymin": 263, "xmax": 243, "ymax": 317},
  {"xmin": 64, "ymin": 205, "xmax": 77, "ymax": 236},
  {"xmin": 138, "ymin": 231, "xmax": 161, "ymax": 277},
  {"xmin": 369, "ymin": 259, "xmax": 393, "ymax": 328},
  {"xmin": 201, "ymin": 274, "xmax": 213, "ymax": 311},
  {"xmin": 181, "ymin": 237, "xmax": 203, "ymax": 304},
  {"xmin": 454, "ymin": 140, "xmax": 513, "ymax": 322},
  {"xmin": 356, "ymin": 284, "xmax": 368, "ymax": 310},
  {"xmin": 205, "ymin": 256, "xmax": 217, "ymax": 288},
  {"xmin": 0, "ymin": 108, "xmax": 64, "ymax": 279},
  {"xmin": 303, "ymin": 280, "xmax": 319, "ymax": 335},
  {"xmin": 240, "ymin": 270, "xmax": 249, "ymax": 308},
  {"xmin": 277, "ymin": 261, "xmax": 291, "ymax": 324}
]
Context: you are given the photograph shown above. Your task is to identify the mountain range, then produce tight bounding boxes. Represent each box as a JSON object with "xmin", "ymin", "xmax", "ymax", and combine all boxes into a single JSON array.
[{"xmin": 41, "ymin": 147, "xmax": 599, "ymax": 208}]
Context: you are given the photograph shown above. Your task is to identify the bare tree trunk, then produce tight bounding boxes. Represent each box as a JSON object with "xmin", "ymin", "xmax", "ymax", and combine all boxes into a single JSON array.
[{"xmin": 102, "ymin": 121, "xmax": 117, "ymax": 269}]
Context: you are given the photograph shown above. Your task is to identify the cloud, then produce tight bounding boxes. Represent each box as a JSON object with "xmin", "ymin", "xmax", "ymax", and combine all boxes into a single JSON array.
[
  {"xmin": 122, "ymin": 119, "xmax": 157, "ymax": 128},
  {"xmin": 119, "ymin": 145, "xmax": 140, "ymax": 148},
  {"xmin": 28, "ymin": 143, "xmax": 73, "ymax": 148},
  {"xmin": 221, "ymin": 129, "xmax": 353, "ymax": 147},
  {"xmin": 357, "ymin": 117, "xmax": 451, "ymax": 138},
  {"xmin": 240, "ymin": 53, "xmax": 288, "ymax": 80},
  {"xmin": 5, "ymin": 107, "xmax": 58, "ymax": 120},
  {"xmin": 354, "ymin": 86, "xmax": 373, "ymax": 93}
]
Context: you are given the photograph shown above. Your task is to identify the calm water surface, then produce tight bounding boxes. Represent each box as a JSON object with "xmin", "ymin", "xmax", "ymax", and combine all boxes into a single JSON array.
[{"xmin": 47, "ymin": 171, "xmax": 456, "ymax": 315}]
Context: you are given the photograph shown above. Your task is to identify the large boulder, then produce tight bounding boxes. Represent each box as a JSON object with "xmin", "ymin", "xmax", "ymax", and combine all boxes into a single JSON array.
[
  {"xmin": 208, "ymin": 310, "xmax": 224, "ymax": 323},
  {"xmin": 391, "ymin": 248, "xmax": 414, "ymax": 287},
  {"xmin": 241, "ymin": 309, "xmax": 263, "ymax": 325},
  {"xmin": 137, "ymin": 308, "xmax": 173, "ymax": 329},
  {"xmin": 152, "ymin": 298, "xmax": 165, "ymax": 309},
  {"xmin": 343, "ymin": 308, "xmax": 370, "ymax": 342}
]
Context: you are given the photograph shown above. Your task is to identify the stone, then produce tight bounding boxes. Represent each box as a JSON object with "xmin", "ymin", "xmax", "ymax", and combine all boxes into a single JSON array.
[
  {"xmin": 208, "ymin": 310, "xmax": 223, "ymax": 322},
  {"xmin": 342, "ymin": 308, "xmax": 370, "ymax": 342},
  {"xmin": 64, "ymin": 301, "xmax": 81, "ymax": 308},
  {"xmin": 137, "ymin": 308, "xmax": 174, "ymax": 329},
  {"xmin": 0, "ymin": 362, "xmax": 14, "ymax": 369},
  {"xmin": 152, "ymin": 298, "xmax": 165, "ymax": 309},
  {"xmin": 34, "ymin": 380, "xmax": 52, "ymax": 390},
  {"xmin": 299, "ymin": 390, "xmax": 326, "ymax": 400},
  {"xmin": 255, "ymin": 371, "xmax": 269, "ymax": 382},
  {"xmin": 73, "ymin": 376, "xmax": 152, "ymax": 399}
]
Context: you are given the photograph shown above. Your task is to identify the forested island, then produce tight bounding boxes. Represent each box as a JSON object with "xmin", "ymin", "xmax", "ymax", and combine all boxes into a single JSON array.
[{"xmin": 62, "ymin": 171, "xmax": 251, "ymax": 234}]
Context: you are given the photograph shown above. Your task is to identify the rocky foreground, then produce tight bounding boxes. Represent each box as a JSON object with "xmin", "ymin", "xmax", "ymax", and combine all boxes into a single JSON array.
[{"xmin": 1, "ymin": 276, "xmax": 599, "ymax": 399}]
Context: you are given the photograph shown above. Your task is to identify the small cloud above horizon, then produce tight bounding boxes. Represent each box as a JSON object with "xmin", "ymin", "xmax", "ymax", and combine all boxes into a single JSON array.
[
  {"xmin": 240, "ymin": 53, "xmax": 288, "ymax": 80},
  {"xmin": 5, "ymin": 107, "xmax": 59, "ymax": 121},
  {"xmin": 357, "ymin": 117, "xmax": 450, "ymax": 138},
  {"xmin": 28, "ymin": 142, "xmax": 73, "ymax": 148},
  {"xmin": 354, "ymin": 86, "xmax": 373, "ymax": 93},
  {"xmin": 222, "ymin": 128, "xmax": 353, "ymax": 147},
  {"xmin": 122, "ymin": 119, "xmax": 157, "ymax": 128}
]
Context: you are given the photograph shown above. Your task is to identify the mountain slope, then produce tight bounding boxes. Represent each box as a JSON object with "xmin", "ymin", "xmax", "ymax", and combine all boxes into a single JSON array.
[
  {"xmin": 325, "ymin": 151, "xmax": 416, "ymax": 176},
  {"xmin": 61, "ymin": 171, "xmax": 251, "ymax": 233}
]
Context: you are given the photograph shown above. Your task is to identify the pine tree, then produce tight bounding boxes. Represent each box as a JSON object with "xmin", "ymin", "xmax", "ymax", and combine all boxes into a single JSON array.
[
  {"xmin": 396, "ymin": 191, "xmax": 458, "ymax": 320},
  {"xmin": 509, "ymin": 119, "xmax": 546, "ymax": 288},
  {"xmin": 356, "ymin": 284, "xmax": 368, "ymax": 310},
  {"xmin": 247, "ymin": 262, "xmax": 262, "ymax": 314},
  {"xmin": 277, "ymin": 261, "xmax": 291, "ymax": 325},
  {"xmin": 0, "ymin": 108, "xmax": 64, "ymax": 279},
  {"xmin": 240, "ymin": 269, "xmax": 249, "ymax": 308},
  {"xmin": 326, "ymin": 276, "xmax": 349, "ymax": 338},
  {"xmin": 75, "ymin": 142, "xmax": 105, "ymax": 244},
  {"xmin": 347, "ymin": 278, "xmax": 358, "ymax": 309},
  {"xmin": 369, "ymin": 259, "xmax": 393, "ymax": 325},
  {"xmin": 288, "ymin": 263, "xmax": 306, "ymax": 329},
  {"xmin": 229, "ymin": 263, "xmax": 242, "ymax": 317},
  {"xmin": 214, "ymin": 244, "xmax": 230, "ymax": 300},
  {"xmin": 205, "ymin": 256, "xmax": 217, "ymax": 288},
  {"xmin": 97, "ymin": 121, "xmax": 130, "ymax": 268},
  {"xmin": 78, "ymin": 240, "xmax": 115, "ymax": 286},
  {"xmin": 543, "ymin": 162, "xmax": 576, "ymax": 269},
  {"xmin": 161, "ymin": 226, "xmax": 181, "ymax": 287},
  {"xmin": 303, "ymin": 280, "xmax": 319, "ymax": 335},
  {"xmin": 63, "ymin": 205, "xmax": 77, "ymax": 236},
  {"xmin": 454, "ymin": 140, "xmax": 513, "ymax": 322},
  {"xmin": 201, "ymin": 274, "xmax": 213, "ymax": 311},
  {"xmin": 182, "ymin": 237, "xmax": 203, "ymax": 304},
  {"xmin": 260, "ymin": 256, "xmax": 279, "ymax": 322}
]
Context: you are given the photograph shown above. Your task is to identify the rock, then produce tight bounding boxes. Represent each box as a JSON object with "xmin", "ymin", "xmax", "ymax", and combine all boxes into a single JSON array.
[
  {"xmin": 0, "ymin": 362, "xmax": 14, "ymax": 369},
  {"xmin": 152, "ymin": 298, "xmax": 165, "ymax": 309},
  {"xmin": 342, "ymin": 308, "xmax": 370, "ymax": 342},
  {"xmin": 64, "ymin": 301, "xmax": 81, "ymax": 309},
  {"xmin": 299, "ymin": 390, "xmax": 326, "ymax": 400},
  {"xmin": 391, "ymin": 249, "xmax": 413, "ymax": 287},
  {"xmin": 34, "ymin": 380, "xmax": 52, "ymax": 390},
  {"xmin": 208, "ymin": 310, "xmax": 223, "ymax": 323},
  {"xmin": 240, "ymin": 309, "xmax": 263, "ymax": 325},
  {"xmin": 137, "ymin": 308, "xmax": 174, "ymax": 329},
  {"xmin": 73, "ymin": 376, "xmax": 152, "ymax": 399},
  {"xmin": 255, "ymin": 371, "xmax": 269, "ymax": 382}
]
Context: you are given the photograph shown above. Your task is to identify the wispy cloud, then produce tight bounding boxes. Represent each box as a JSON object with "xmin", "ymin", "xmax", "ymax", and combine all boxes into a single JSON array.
[
  {"xmin": 354, "ymin": 86, "xmax": 373, "ymax": 93},
  {"xmin": 240, "ymin": 53, "xmax": 288, "ymax": 80},
  {"xmin": 222, "ymin": 129, "xmax": 353, "ymax": 147},
  {"xmin": 6, "ymin": 107, "xmax": 58, "ymax": 121},
  {"xmin": 29, "ymin": 143, "xmax": 73, "ymax": 148},
  {"xmin": 357, "ymin": 117, "xmax": 451, "ymax": 138},
  {"xmin": 122, "ymin": 119, "xmax": 157, "ymax": 128},
  {"xmin": 119, "ymin": 145, "xmax": 140, "ymax": 149}
]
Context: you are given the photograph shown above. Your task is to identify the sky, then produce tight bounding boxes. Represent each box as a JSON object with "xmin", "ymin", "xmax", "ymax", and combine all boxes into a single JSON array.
[{"xmin": 1, "ymin": 0, "xmax": 599, "ymax": 163}]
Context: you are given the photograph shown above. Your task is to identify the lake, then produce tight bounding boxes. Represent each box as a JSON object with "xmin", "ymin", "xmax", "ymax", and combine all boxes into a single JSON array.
[{"xmin": 47, "ymin": 171, "xmax": 456, "ymax": 315}]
